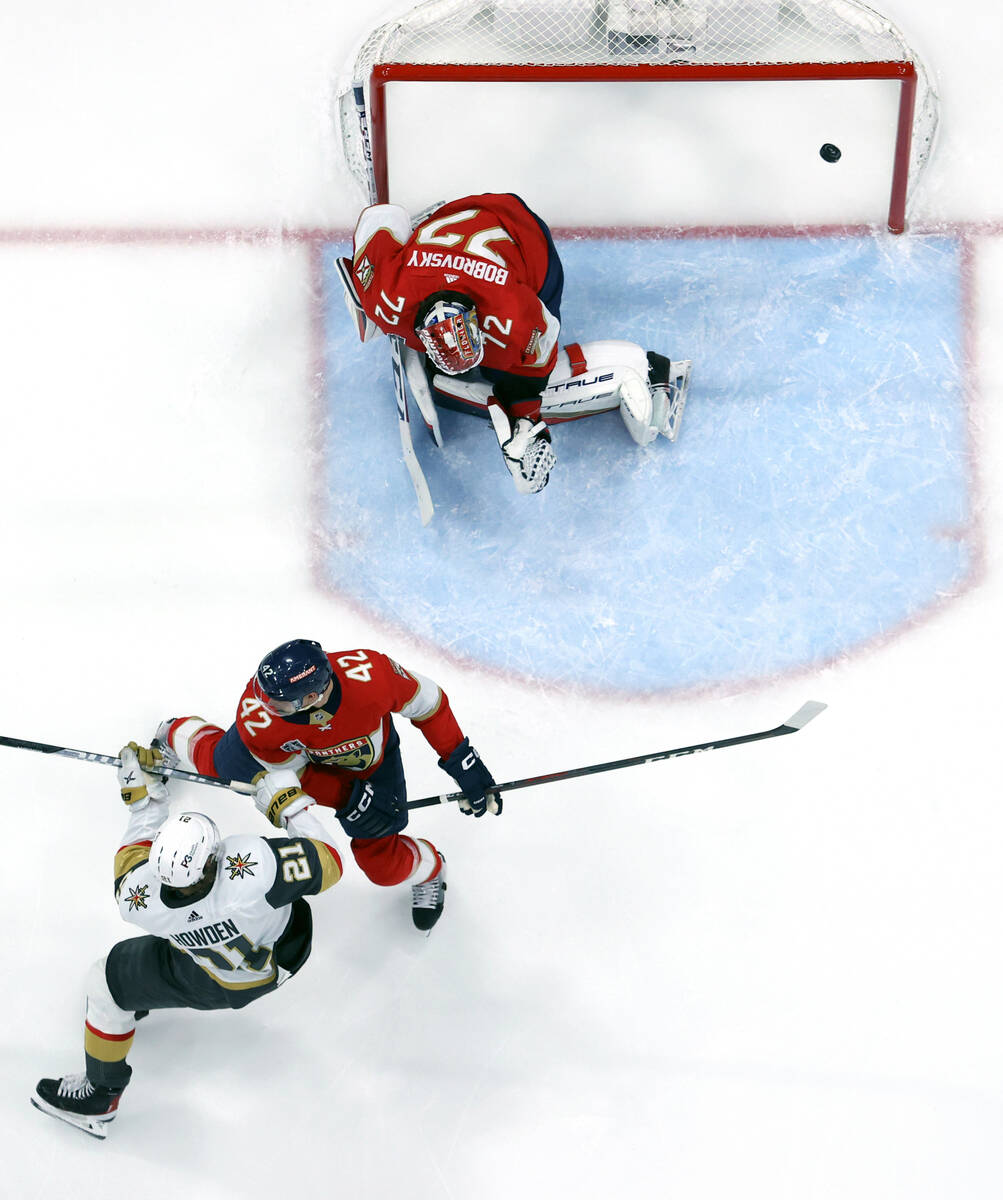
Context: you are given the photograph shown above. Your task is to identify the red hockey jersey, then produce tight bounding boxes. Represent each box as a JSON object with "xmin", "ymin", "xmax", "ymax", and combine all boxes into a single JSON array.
[
  {"xmin": 233, "ymin": 649, "xmax": 463, "ymax": 778},
  {"xmin": 352, "ymin": 193, "xmax": 561, "ymax": 380}
]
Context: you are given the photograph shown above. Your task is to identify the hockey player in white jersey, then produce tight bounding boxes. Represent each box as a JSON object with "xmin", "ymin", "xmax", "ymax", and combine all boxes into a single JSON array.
[{"xmin": 30, "ymin": 743, "xmax": 342, "ymax": 1139}]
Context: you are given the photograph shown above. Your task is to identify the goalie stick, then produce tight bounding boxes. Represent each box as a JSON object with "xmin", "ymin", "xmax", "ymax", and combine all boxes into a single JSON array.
[
  {"xmin": 334, "ymin": 253, "xmax": 434, "ymax": 524},
  {"xmin": 405, "ymin": 701, "xmax": 827, "ymax": 810},
  {"xmin": 0, "ymin": 701, "xmax": 825, "ymax": 809},
  {"xmin": 390, "ymin": 333, "xmax": 435, "ymax": 525},
  {"xmin": 348, "ymin": 81, "xmax": 435, "ymax": 526}
]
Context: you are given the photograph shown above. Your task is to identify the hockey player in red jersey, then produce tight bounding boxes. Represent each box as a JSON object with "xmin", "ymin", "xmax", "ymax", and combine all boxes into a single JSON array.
[
  {"xmin": 31, "ymin": 742, "xmax": 343, "ymax": 1138},
  {"xmin": 154, "ymin": 639, "xmax": 499, "ymax": 931},
  {"xmin": 340, "ymin": 191, "xmax": 692, "ymax": 495}
]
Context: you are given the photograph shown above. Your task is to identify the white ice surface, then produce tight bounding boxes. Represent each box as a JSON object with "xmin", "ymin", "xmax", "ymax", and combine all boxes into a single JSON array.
[{"xmin": 0, "ymin": 2, "xmax": 1002, "ymax": 1198}]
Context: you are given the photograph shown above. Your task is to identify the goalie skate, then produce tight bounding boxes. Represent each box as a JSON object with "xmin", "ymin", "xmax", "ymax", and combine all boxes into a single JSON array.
[
  {"xmin": 646, "ymin": 351, "xmax": 690, "ymax": 443},
  {"xmin": 618, "ymin": 351, "xmax": 691, "ymax": 446}
]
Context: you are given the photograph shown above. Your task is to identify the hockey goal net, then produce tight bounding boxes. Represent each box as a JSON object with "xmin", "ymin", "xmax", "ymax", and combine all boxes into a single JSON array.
[{"xmin": 338, "ymin": 0, "xmax": 937, "ymax": 232}]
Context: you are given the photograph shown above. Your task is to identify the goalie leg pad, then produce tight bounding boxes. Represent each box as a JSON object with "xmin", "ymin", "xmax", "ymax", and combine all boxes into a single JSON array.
[
  {"xmin": 540, "ymin": 339, "xmax": 650, "ymax": 421},
  {"xmin": 618, "ymin": 368, "xmax": 659, "ymax": 446},
  {"xmin": 426, "ymin": 369, "xmax": 494, "ymax": 417}
]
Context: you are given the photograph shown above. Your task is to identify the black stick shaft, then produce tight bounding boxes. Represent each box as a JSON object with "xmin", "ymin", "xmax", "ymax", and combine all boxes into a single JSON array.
[
  {"xmin": 0, "ymin": 701, "xmax": 825, "ymax": 810},
  {"xmin": 405, "ymin": 701, "xmax": 826, "ymax": 810},
  {"xmin": 0, "ymin": 734, "xmax": 252, "ymax": 793}
]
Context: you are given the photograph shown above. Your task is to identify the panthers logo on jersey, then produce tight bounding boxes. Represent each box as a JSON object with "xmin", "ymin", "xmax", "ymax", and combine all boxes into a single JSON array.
[{"xmin": 308, "ymin": 736, "xmax": 375, "ymax": 771}]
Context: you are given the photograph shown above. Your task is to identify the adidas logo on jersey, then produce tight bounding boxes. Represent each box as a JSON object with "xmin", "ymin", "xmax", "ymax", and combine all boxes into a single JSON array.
[
  {"xmin": 187, "ymin": 910, "xmax": 202, "ymax": 923},
  {"xmin": 445, "ymin": 273, "xmax": 459, "ymax": 283}
]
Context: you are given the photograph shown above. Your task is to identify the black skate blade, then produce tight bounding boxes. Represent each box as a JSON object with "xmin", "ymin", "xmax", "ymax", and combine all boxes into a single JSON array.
[{"xmin": 30, "ymin": 1095, "xmax": 113, "ymax": 1139}]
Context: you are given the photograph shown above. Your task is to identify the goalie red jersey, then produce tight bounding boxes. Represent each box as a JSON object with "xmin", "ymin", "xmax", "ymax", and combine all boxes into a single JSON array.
[{"xmin": 351, "ymin": 193, "xmax": 562, "ymax": 380}]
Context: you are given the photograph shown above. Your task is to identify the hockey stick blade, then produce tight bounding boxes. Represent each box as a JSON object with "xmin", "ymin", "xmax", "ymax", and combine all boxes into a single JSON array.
[
  {"xmin": 782, "ymin": 700, "xmax": 827, "ymax": 730},
  {"xmin": 406, "ymin": 701, "xmax": 827, "ymax": 810}
]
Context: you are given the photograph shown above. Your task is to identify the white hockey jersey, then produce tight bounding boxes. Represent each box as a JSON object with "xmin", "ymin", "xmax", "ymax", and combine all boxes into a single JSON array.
[{"xmin": 113, "ymin": 800, "xmax": 341, "ymax": 990}]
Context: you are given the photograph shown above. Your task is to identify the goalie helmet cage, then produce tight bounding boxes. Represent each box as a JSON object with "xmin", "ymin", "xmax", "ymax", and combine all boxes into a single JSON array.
[{"xmin": 338, "ymin": 0, "xmax": 938, "ymax": 232}]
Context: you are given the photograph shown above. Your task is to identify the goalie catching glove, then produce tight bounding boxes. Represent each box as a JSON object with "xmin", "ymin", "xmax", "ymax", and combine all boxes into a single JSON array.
[
  {"xmin": 117, "ymin": 742, "xmax": 168, "ymax": 809},
  {"xmin": 254, "ymin": 769, "xmax": 314, "ymax": 829},
  {"xmin": 439, "ymin": 738, "xmax": 501, "ymax": 818}
]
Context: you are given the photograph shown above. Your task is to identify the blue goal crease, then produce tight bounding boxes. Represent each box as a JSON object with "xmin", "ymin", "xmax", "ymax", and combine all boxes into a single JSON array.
[{"xmin": 317, "ymin": 233, "xmax": 968, "ymax": 694}]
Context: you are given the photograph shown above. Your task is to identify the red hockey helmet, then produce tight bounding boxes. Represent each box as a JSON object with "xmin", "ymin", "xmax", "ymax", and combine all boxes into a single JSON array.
[{"xmin": 416, "ymin": 291, "xmax": 484, "ymax": 375}]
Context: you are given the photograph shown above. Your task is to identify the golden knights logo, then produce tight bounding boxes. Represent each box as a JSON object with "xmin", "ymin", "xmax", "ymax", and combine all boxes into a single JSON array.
[
  {"xmin": 126, "ymin": 884, "xmax": 150, "ymax": 911},
  {"xmin": 225, "ymin": 852, "xmax": 258, "ymax": 880}
]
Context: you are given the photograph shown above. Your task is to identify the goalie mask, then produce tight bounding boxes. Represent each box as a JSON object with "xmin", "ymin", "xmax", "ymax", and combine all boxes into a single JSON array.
[{"xmin": 416, "ymin": 291, "xmax": 484, "ymax": 374}]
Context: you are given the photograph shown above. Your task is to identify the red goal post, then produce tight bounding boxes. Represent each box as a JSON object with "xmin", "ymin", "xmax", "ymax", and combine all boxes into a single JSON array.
[{"xmin": 338, "ymin": 1, "xmax": 938, "ymax": 233}]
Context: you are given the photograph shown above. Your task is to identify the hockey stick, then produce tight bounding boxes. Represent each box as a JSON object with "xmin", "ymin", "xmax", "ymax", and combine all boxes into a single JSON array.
[
  {"xmin": 405, "ymin": 701, "xmax": 827, "ymax": 810},
  {"xmin": 0, "ymin": 701, "xmax": 826, "ymax": 810},
  {"xmin": 349, "ymin": 81, "xmax": 435, "ymax": 526},
  {"xmin": 0, "ymin": 734, "xmax": 256, "ymax": 795},
  {"xmin": 401, "ymin": 342, "xmax": 443, "ymax": 448},
  {"xmin": 335, "ymin": 254, "xmax": 434, "ymax": 522},
  {"xmin": 391, "ymin": 333, "xmax": 435, "ymax": 525}
]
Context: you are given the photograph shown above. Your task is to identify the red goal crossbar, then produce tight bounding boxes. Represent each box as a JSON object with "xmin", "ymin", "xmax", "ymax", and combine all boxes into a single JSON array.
[{"xmin": 369, "ymin": 60, "xmax": 918, "ymax": 233}]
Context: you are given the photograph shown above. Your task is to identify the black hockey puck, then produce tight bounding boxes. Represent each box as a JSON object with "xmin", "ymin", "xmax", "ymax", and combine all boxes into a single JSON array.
[{"xmin": 820, "ymin": 143, "xmax": 842, "ymax": 163}]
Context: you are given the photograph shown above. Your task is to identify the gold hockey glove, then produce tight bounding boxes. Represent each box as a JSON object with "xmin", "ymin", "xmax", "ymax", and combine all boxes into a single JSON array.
[
  {"xmin": 254, "ymin": 768, "xmax": 314, "ymax": 829},
  {"xmin": 117, "ymin": 742, "xmax": 168, "ymax": 808}
]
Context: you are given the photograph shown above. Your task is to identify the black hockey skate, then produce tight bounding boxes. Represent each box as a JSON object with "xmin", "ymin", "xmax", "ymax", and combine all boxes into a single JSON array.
[
  {"xmin": 411, "ymin": 857, "xmax": 447, "ymax": 933},
  {"xmin": 31, "ymin": 1073, "xmax": 126, "ymax": 1139}
]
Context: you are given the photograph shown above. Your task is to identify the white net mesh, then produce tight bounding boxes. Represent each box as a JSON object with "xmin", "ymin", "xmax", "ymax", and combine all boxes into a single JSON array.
[{"xmin": 339, "ymin": 0, "xmax": 938, "ymax": 217}]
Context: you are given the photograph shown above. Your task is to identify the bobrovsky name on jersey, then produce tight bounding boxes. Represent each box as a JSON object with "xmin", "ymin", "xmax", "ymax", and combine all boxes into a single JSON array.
[{"xmin": 407, "ymin": 250, "xmax": 509, "ymax": 285}]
